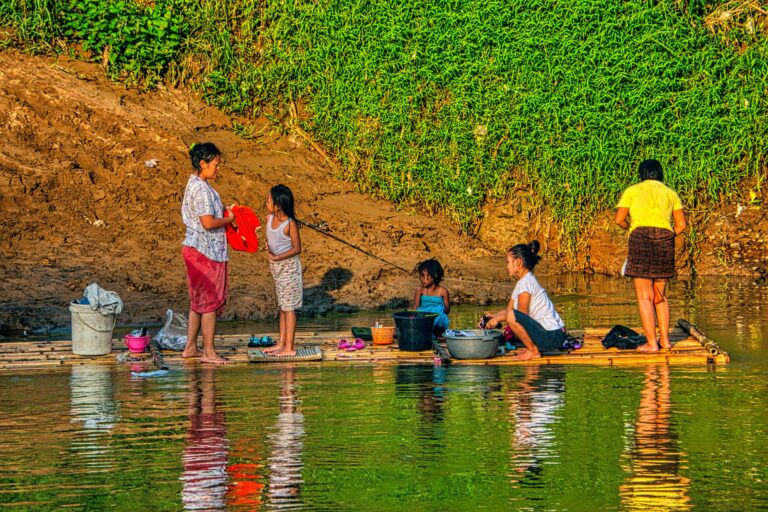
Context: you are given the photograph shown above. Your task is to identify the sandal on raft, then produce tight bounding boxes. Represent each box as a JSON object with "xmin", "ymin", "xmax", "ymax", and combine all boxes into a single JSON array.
[
  {"xmin": 248, "ymin": 336, "xmax": 274, "ymax": 348},
  {"xmin": 337, "ymin": 338, "xmax": 366, "ymax": 351}
]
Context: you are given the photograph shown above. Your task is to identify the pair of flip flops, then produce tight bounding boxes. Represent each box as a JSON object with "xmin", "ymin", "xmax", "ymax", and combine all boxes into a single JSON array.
[
  {"xmin": 248, "ymin": 335, "xmax": 275, "ymax": 348},
  {"xmin": 338, "ymin": 338, "xmax": 365, "ymax": 351}
]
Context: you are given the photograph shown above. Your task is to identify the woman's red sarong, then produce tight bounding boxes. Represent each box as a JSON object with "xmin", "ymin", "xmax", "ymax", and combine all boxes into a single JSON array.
[{"xmin": 182, "ymin": 246, "xmax": 228, "ymax": 315}]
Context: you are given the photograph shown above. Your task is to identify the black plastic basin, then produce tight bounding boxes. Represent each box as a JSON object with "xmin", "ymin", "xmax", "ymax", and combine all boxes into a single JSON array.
[{"xmin": 393, "ymin": 311, "xmax": 436, "ymax": 351}]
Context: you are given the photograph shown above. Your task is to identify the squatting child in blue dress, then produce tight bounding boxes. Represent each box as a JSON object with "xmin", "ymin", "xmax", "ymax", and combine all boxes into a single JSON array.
[{"xmin": 412, "ymin": 259, "xmax": 450, "ymax": 337}]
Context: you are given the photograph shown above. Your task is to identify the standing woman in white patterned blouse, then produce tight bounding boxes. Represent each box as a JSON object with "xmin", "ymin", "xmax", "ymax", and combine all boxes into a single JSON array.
[{"xmin": 180, "ymin": 143, "xmax": 235, "ymax": 364}]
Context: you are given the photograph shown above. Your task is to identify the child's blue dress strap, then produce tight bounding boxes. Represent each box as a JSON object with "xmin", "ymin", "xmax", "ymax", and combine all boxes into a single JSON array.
[{"xmin": 417, "ymin": 295, "xmax": 449, "ymax": 331}]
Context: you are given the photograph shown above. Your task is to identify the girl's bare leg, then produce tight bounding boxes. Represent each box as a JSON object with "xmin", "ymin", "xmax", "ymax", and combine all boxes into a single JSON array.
[
  {"xmin": 634, "ymin": 278, "xmax": 659, "ymax": 352},
  {"xmin": 182, "ymin": 310, "xmax": 202, "ymax": 358},
  {"xmin": 278, "ymin": 310, "xmax": 297, "ymax": 357},
  {"xmin": 264, "ymin": 310, "xmax": 286, "ymax": 353},
  {"xmin": 653, "ymin": 279, "xmax": 671, "ymax": 349}
]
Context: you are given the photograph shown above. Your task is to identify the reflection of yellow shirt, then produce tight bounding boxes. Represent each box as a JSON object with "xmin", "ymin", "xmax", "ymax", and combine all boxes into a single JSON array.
[{"xmin": 617, "ymin": 180, "xmax": 683, "ymax": 234}]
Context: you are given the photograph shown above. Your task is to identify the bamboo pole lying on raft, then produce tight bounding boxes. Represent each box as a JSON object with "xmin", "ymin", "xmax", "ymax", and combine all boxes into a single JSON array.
[
  {"xmin": 150, "ymin": 339, "xmax": 168, "ymax": 370},
  {"xmin": 677, "ymin": 319, "xmax": 724, "ymax": 357},
  {"xmin": 432, "ymin": 340, "xmax": 452, "ymax": 365}
]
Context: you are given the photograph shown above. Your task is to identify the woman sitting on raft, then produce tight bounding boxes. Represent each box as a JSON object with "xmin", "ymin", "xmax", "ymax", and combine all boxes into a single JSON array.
[
  {"xmin": 483, "ymin": 241, "xmax": 565, "ymax": 361},
  {"xmin": 412, "ymin": 259, "xmax": 450, "ymax": 337}
]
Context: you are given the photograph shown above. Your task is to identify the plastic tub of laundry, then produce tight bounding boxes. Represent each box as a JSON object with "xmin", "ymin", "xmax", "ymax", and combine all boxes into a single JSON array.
[{"xmin": 443, "ymin": 329, "xmax": 502, "ymax": 360}]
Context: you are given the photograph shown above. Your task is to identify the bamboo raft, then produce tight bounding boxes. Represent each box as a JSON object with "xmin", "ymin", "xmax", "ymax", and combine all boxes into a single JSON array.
[{"xmin": 0, "ymin": 320, "xmax": 728, "ymax": 371}]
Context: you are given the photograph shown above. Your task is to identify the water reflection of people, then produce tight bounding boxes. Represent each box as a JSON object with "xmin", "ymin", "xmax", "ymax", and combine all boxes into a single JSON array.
[
  {"xmin": 267, "ymin": 367, "xmax": 305, "ymax": 509},
  {"xmin": 620, "ymin": 365, "xmax": 691, "ymax": 510},
  {"xmin": 181, "ymin": 366, "xmax": 229, "ymax": 510},
  {"xmin": 507, "ymin": 366, "xmax": 565, "ymax": 482},
  {"xmin": 226, "ymin": 438, "xmax": 265, "ymax": 509},
  {"xmin": 69, "ymin": 364, "xmax": 117, "ymax": 470},
  {"xmin": 395, "ymin": 365, "xmax": 447, "ymax": 426},
  {"xmin": 418, "ymin": 366, "xmax": 447, "ymax": 425}
]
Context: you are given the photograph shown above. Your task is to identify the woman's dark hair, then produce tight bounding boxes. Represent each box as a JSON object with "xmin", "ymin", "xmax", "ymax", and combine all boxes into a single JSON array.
[
  {"xmin": 415, "ymin": 259, "xmax": 444, "ymax": 286},
  {"xmin": 270, "ymin": 184, "xmax": 296, "ymax": 221},
  {"xmin": 638, "ymin": 159, "xmax": 663, "ymax": 182},
  {"xmin": 189, "ymin": 142, "xmax": 221, "ymax": 172},
  {"xmin": 508, "ymin": 240, "xmax": 542, "ymax": 271}
]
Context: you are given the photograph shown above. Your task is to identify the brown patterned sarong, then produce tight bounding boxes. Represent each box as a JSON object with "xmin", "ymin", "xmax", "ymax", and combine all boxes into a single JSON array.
[{"xmin": 624, "ymin": 227, "xmax": 675, "ymax": 279}]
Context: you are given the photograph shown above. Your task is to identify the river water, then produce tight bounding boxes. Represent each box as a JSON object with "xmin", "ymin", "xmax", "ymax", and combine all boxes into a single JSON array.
[{"xmin": 0, "ymin": 275, "xmax": 765, "ymax": 510}]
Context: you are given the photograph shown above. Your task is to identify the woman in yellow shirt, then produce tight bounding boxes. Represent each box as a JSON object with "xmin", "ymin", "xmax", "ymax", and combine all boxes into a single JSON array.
[{"xmin": 615, "ymin": 160, "xmax": 686, "ymax": 352}]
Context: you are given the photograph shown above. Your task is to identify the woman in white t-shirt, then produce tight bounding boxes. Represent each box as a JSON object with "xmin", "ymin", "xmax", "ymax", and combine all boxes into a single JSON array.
[{"xmin": 484, "ymin": 241, "xmax": 565, "ymax": 361}]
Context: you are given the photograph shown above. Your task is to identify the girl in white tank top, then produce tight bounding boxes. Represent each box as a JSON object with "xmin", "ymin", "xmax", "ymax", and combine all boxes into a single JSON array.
[
  {"xmin": 267, "ymin": 215, "xmax": 294, "ymax": 255},
  {"xmin": 263, "ymin": 185, "xmax": 303, "ymax": 358}
]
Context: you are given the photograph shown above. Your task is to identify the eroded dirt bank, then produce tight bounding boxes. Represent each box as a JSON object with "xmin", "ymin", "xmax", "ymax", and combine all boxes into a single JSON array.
[{"xmin": 0, "ymin": 52, "xmax": 765, "ymax": 332}]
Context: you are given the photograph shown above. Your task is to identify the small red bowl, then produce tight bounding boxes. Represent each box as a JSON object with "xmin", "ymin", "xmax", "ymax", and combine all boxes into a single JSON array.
[{"xmin": 124, "ymin": 334, "xmax": 150, "ymax": 353}]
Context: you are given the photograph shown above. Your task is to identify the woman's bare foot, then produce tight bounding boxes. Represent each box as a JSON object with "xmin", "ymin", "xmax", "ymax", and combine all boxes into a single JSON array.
[
  {"xmin": 637, "ymin": 342, "xmax": 660, "ymax": 353},
  {"xmin": 201, "ymin": 355, "xmax": 230, "ymax": 364},
  {"xmin": 182, "ymin": 348, "xmax": 202, "ymax": 358},
  {"xmin": 510, "ymin": 348, "xmax": 541, "ymax": 361}
]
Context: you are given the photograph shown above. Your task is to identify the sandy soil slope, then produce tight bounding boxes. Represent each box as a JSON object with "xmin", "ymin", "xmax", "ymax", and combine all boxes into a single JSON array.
[{"xmin": 0, "ymin": 52, "xmax": 506, "ymax": 331}]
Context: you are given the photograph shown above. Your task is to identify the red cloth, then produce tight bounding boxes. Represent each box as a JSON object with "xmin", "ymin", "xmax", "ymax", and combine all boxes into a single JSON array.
[
  {"xmin": 226, "ymin": 205, "xmax": 261, "ymax": 253},
  {"xmin": 183, "ymin": 246, "xmax": 228, "ymax": 315}
]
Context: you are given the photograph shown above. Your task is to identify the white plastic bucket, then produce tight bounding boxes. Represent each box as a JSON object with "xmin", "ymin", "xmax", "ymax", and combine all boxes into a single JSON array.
[{"xmin": 69, "ymin": 303, "xmax": 116, "ymax": 356}]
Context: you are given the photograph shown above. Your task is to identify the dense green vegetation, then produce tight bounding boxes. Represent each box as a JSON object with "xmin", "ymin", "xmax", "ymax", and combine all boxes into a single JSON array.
[
  {"xmin": 0, "ymin": 0, "xmax": 186, "ymax": 81},
  {"xmin": 2, "ymin": 0, "xmax": 766, "ymax": 243}
]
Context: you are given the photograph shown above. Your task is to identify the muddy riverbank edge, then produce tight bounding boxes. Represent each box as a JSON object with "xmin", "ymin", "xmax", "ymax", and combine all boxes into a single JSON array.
[{"xmin": 0, "ymin": 52, "xmax": 765, "ymax": 332}]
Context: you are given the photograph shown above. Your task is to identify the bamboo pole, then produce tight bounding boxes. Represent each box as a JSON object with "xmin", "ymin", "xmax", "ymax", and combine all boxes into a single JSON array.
[
  {"xmin": 677, "ymin": 319, "xmax": 725, "ymax": 357},
  {"xmin": 149, "ymin": 339, "xmax": 168, "ymax": 370}
]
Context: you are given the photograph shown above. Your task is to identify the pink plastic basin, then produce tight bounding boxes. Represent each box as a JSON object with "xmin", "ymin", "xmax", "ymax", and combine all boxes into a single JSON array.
[{"xmin": 124, "ymin": 334, "xmax": 150, "ymax": 353}]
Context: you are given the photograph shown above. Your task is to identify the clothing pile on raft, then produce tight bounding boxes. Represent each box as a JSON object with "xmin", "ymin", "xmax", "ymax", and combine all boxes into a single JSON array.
[{"xmin": 600, "ymin": 325, "xmax": 647, "ymax": 349}]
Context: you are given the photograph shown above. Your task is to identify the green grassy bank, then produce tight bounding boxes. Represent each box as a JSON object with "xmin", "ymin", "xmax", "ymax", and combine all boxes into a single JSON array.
[{"xmin": 2, "ymin": 0, "xmax": 766, "ymax": 244}]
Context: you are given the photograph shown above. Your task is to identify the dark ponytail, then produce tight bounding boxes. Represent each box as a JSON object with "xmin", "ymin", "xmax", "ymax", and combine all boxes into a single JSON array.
[
  {"xmin": 189, "ymin": 142, "xmax": 221, "ymax": 173},
  {"xmin": 508, "ymin": 240, "xmax": 542, "ymax": 271}
]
